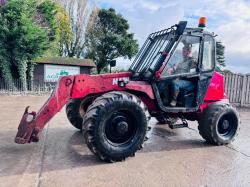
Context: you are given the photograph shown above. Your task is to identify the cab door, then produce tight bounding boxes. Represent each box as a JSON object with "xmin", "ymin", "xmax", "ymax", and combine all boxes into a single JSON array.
[
  {"xmin": 157, "ymin": 34, "xmax": 202, "ymax": 108},
  {"xmin": 196, "ymin": 34, "xmax": 216, "ymax": 106}
]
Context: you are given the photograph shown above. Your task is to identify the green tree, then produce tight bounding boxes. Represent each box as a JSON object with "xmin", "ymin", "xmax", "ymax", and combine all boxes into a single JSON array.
[
  {"xmin": 37, "ymin": 0, "xmax": 72, "ymax": 57},
  {"xmin": 55, "ymin": 0, "xmax": 97, "ymax": 58},
  {"xmin": 0, "ymin": 0, "xmax": 48, "ymax": 90},
  {"xmin": 85, "ymin": 8, "xmax": 139, "ymax": 74},
  {"xmin": 216, "ymin": 41, "xmax": 226, "ymax": 68},
  {"xmin": 0, "ymin": 0, "xmax": 71, "ymax": 90}
]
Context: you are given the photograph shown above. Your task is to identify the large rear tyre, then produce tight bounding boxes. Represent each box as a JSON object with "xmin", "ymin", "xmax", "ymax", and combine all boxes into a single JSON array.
[
  {"xmin": 66, "ymin": 97, "xmax": 94, "ymax": 130},
  {"xmin": 198, "ymin": 103, "xmax": 240, "ymax": 145},
  {"xmin": 83, "ymin": 91, "xmax": 151, "ymax": 162},
  {"xmin": 66, "ymin": 99, "xmax": 83, "ymax": 130}
]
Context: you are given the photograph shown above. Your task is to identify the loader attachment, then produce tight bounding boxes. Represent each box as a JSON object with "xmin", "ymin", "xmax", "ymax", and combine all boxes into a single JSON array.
[
  {"xmin": 15, "ymin": 76, "xmax": 75, "ymax": 144},
  {"xmin": 15, "ymin": 106, "xmax": 37, "ymax": 144}
]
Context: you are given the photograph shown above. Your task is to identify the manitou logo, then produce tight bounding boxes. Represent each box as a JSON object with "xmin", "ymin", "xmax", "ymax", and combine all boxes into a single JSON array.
[{"xmin": 112, "ymin": 77, "xmax": 129, "ymax": 85}]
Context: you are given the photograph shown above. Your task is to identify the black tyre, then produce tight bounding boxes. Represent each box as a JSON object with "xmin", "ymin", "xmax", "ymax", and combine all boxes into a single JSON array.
[
  {"xmin": 83, "ymin": 91, "xmax": 151, "ymax": 162},
  {"xmin": 198, "ymin": 103, "xmax": 240, "ymax": 145},
  {"xmin": 155, "ymin": 115, "xmax": 178, "ymax": 125},
  {"xmin": 66, "ymin": 99, "xmax": 83, "ymax": 130}
]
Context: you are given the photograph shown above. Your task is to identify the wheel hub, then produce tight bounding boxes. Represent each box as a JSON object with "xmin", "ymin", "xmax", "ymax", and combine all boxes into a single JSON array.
[
  {"xmin": 116, "ymin": 121, "xmax": 129, "ymax": 135},
  {"xmin": 105, "ymin": 111, "xmax": 138, "ymax": 145},
  {"xmin": 222, "ymin": 120, "xmax": 230, "ymax": 130},
  {"xmin": 218, "ymin": 117, "xmax": 234, "ymax": 136}
]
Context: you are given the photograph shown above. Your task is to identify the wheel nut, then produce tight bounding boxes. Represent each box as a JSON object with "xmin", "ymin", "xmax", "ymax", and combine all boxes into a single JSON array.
[{"xmin": 117, "ymin": 122, "xmax": 128, "ymax": 135}]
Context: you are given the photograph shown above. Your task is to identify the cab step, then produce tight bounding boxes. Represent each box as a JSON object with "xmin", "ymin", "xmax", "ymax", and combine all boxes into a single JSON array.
[{"xmin": 169, "ymin": 121, "xmax": 188, "ymax": 129}]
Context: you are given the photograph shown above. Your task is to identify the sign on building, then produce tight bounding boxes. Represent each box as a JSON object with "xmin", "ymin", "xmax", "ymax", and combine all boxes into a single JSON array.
[{"xmin": 44, "ymin": 65, "xmax": 80, "ymax": 82}]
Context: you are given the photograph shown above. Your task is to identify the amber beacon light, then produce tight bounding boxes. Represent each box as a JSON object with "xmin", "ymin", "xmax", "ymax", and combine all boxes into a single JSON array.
[{"xmin": 199, "ymin": 17, "xmax": 207, "ymax": 28}]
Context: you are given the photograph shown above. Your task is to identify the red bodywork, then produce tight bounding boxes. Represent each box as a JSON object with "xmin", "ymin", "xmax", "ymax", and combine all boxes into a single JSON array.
[
  {"xmin": 15, "ymin": 72, "xmax": 155, "ymax": 144},
  {"xmin": 15, "ymin": 71, "xmax": 227, "ymax": 144},
  {"xmin": 200, "ymin": 72, "xmax": 229, "ymax": 111}
]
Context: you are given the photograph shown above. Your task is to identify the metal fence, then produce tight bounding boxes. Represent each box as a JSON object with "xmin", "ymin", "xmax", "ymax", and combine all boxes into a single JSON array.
[
  {"xmin": 1, "ymin": 74, "xmax": 250, "ymax": 107},
  {"xmin": 224, "ymin": 73, "xmax": 250, "ymax": 107},
  {"xmin": 0, "ymin": 79, "xmax": 56, "ymax": 94}
]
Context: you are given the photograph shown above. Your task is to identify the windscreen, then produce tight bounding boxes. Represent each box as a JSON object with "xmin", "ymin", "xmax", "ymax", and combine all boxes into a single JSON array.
[{"xmin": 129, "ymin": 27, "xmax": 176, "ymax": 74}]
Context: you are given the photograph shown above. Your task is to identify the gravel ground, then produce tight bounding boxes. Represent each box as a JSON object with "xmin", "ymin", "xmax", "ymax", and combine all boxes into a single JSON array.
[{"xmin": 0, "ymin": 95, "xmax": 250, "ymax": 187}]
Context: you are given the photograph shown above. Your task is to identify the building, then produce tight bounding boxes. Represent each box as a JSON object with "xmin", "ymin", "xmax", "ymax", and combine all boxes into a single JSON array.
[{"xmin": 33, "ymin": 57, "xmax": 95, "ymax": 84}]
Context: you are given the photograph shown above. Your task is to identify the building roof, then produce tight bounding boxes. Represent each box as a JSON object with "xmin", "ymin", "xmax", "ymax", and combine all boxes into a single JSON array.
[{"xmin": 35, "ymin": 57, "xmax": 96, "ymax": 67}]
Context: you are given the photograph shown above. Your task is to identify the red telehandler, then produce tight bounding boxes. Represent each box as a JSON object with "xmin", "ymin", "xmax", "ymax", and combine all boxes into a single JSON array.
[{"xmin": 15, "ymin": 18, "xmax": 240, "ymax": 162}]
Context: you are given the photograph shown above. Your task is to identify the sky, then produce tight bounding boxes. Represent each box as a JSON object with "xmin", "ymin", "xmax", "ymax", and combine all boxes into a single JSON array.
[{"xmin": 96, "ymin": 0, "xmax": 250, "ymax": 73}]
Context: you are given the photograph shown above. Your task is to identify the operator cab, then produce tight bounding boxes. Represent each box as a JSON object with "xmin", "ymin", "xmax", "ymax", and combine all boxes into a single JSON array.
[
  {"xmin": 158, "ymin": 29, "xmax": 215, "ymax": 109},
  {"xmin": 129, "ymin": 17, "xmax": 216, "ymax": 113}
]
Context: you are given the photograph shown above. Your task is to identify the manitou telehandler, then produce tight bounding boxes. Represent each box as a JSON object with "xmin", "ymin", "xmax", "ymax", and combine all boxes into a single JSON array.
[{"xmin": 15, "ymin": 17, "xmax": 239, "ymax": 162}]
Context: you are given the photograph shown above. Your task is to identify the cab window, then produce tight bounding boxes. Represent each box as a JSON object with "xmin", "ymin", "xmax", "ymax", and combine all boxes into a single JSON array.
[
  {"xmin": 202, "ymin": 35, "xmax": 214, "ymax": 71},
  {"xmin": 161, "ymin": 35, "xmax": 201, "ymax": 77}
]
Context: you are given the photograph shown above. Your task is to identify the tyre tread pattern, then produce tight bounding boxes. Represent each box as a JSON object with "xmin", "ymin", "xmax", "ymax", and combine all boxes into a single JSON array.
[
  {"xmin": 198, "ymin": 103, "xmax": 240, "ymax": 145},
  {"xmin": 83, "ymin": 91, "xmax": 151, "ymax": 162}
]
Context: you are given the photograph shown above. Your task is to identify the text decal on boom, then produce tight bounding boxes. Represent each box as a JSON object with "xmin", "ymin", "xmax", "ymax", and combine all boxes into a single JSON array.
[{"xmin": 112, "ymin": 77, "xmax": 129, "ymax": 85}]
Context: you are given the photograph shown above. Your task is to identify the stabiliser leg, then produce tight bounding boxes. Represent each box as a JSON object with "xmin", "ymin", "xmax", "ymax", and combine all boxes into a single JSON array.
[{"xmin": 15, "ymin": 76, "xmax": 75, "ymax": 144}]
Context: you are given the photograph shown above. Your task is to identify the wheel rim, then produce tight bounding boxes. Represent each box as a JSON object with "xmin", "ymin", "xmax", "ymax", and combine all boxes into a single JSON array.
[
  {"xmin": 105, "ymin": 110, "xmax": 138, "ymax": 146},
  {"xmin": 217, "ymin": 112, "xmax": 238, "ymax": 138}
]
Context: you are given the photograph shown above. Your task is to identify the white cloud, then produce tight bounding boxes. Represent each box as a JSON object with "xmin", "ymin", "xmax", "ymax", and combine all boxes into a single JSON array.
[
  {"xmin": 216, "ymin": 20, "xmax": 250, "ymax": 54},
  {"xmin": 97, "ymin": 0, "xmax": 250, "ymax": 73}
]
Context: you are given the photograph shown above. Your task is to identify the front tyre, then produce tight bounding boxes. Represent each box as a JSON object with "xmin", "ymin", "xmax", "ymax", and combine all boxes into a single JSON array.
[
  {"xmin": 198, "ymin": 103, "xmax": 240, "ymax": 145},
  {"xmin": 83, "ymin": 91, "xmax": 150, "ymax": 162}
]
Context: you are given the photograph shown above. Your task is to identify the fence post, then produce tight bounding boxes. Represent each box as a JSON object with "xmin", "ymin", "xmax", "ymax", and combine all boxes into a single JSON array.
[{"xmin": 240, "ymin": 75, "xmax": 247, "ymax": 107}]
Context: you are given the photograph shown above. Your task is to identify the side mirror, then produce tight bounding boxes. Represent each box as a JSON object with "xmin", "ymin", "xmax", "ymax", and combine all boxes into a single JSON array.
[{"xmin": 110, "ymin": 60, "xmax": 116, "ymax": 67}]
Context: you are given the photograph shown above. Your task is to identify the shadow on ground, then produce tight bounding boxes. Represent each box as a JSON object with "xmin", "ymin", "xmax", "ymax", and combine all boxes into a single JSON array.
[{"xmin": 0, "ymin": 124, "xmax": 212, "ymax": 177}]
